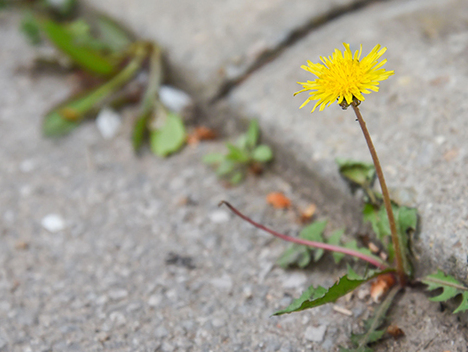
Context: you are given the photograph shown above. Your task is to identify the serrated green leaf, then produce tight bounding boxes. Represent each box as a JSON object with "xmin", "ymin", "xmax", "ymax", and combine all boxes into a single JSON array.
[
  {"xmin": 329, "ymin": 229, "xmax": 345, "ymax": 264},
  {"xmin": 344, "ymin": 240, "xmax": 375, "ymax": 262},
  {"xmin": 203, "ymin": 153, "xmax": 225, "ymax": 164},
  {"xmin": 39, "ymin": 18, "xmax": 116, "ymax": 76},
  {"xmin": 274, "ymin": 269, "xmax": 389, "ymax": 315},
  {"xmin": 226, "ymin": 143, "xmax": 249, "ymax": 162},
  {"xmin": 276, "ymin": 220, "xmax": 327, "ymax": 268},
  {"xmin": 421, "ymin": 270, "xmax": 468, "ymax": 313},
  {"xmin": 455, "ymin": 293, "xmax": 468, "ymax": 314},
  {"xmin": 276, "ymin": 245, "xmax": 310, "ymax": 269},
  {"xmin": 245, "ymin": 119, "xmax": 259, "ymax": 149},
  {"xmin": 362, "ymin": 203, "xmax": 390, "ymax": 242},
  {"xmin": 252, "ymin": 145, "xmax": 273, "ymax": 162},
  {"xmin": 346, "ymin": 264, "xmax": 362, "ymax": 280},
  {"xmin": 336, "ymin": 158, "xmax": 375, "ymax": 187},
  {"xmin": 300, "ymin": 220, "xmax": 327, "ymax": 262},
  {"xmin": 150, "ymin": 112, "xmax": 186, "ymax": 157}
]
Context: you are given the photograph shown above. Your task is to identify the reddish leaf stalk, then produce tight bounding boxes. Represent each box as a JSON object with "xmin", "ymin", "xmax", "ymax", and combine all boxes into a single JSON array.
[
  {"xmin": 351, "ymin": 103, "xmax": 406, "ymax": 285},
  {"xmin": 220, "ymin": 201, "xmax": 387, "ymax": 269}
]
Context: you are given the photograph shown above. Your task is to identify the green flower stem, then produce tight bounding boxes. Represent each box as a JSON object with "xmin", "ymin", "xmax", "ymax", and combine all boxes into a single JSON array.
[
  {"xmin": 351, "ymin": 103, "xmax": 406, "ymax": 285},
  {"xmin": 220, "ymin": 201, "xmax": 388, "ymax": 269}
]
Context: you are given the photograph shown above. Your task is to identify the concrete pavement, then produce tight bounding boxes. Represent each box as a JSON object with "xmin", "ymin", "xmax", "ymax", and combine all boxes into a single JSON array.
[{"xmin": 1, "ymin": 0, "xmax": 468, "ymax": 350}]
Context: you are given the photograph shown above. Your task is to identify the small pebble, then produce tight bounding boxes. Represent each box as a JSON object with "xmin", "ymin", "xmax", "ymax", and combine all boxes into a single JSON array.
[
  {"xmin": 304, "ymin": 325, "xmax": 327, "ymax": 342},
  {"xmin": 41, "ymin": 214, "xmax": 65, "ymax": 233},
  {"xmin": 159, "ymin": 85, "xmax": 193, "ymax": 114},
  {"xmin": 209, "ymin": 210, "xmax": 230, "ymax": 224},
  {"xmin": 96, "ymin": 108, "xmax": 121, "ymax": 139}
]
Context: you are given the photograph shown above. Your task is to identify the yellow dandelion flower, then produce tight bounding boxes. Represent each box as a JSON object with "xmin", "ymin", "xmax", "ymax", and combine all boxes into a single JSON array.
[{"xmin": 294, "ymin": 43, "xmax": 394, "ymax": 112}]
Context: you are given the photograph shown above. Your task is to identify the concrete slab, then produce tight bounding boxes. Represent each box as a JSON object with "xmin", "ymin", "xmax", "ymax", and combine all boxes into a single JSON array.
[
  {"xmin": 227, "ymin": 0, "xmax": 468, "ymax": 280},
  {"xmin": 84, "ymin": 0, "xmax": 369, "ymax": 98},
  {"xmin": 1, "ymin": 8, "xmax": 468, "ymax": 352}
]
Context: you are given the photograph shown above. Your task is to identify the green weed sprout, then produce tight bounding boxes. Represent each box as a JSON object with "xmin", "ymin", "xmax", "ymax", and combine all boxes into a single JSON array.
[{"xmin": 204, "ymin": 119, "xmax": 273, "ymax": 185}]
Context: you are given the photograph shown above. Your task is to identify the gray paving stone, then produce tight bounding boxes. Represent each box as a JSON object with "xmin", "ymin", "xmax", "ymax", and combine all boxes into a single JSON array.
[
  {"xmin": 84, "ymin": 0, "xmax": 366, "ymax": 98},
  {"xmin": 1, "ymin": 4, "xmax": 468, "ymax": 352},
  {"xmin": 227, "ymin": 0, "xmax": 468, "ymax": 279}
]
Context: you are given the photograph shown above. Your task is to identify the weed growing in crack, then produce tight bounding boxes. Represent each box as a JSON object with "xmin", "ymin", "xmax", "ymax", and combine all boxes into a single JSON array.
[{"xmin": 222, "ymin": 43, "xmax": 468, "ymax": 351}]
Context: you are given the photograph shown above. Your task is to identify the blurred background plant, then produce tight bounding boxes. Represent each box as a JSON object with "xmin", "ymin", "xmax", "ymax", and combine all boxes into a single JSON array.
[
  {"xmin": 13, "ymin": 0, "xmax": 190, "ymax": 157},
  {"xmin": 203, "ymin": 119, "xmax": 273, "ymax": 185}
]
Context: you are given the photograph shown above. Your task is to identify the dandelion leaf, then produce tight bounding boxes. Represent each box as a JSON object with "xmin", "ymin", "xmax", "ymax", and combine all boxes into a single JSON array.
[
  {"xmin": 422, "ymin": 270, "xmax": 468, "ymax": 313},
  {"xmin": 336, "ymin": 158, "xmax": 376, "ymax": 187},
  {"xmin": 276, "ymin": 220, "xmax": 327, "ymax": 268},
  {"xmin": 274, "ymin": 269, "xmax": 389, "ymax": 316}
]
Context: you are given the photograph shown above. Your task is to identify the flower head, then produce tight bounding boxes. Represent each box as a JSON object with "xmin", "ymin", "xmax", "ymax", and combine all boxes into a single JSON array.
[{"xmin": 295, "ymin": 43, "xmax": 394, "ymax": 112}]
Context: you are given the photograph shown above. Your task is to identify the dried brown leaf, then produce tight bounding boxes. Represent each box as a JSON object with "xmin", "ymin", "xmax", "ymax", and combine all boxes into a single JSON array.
[{"xmin": 370, "ymin": 273, "xmax": 396, "ymax": 303}]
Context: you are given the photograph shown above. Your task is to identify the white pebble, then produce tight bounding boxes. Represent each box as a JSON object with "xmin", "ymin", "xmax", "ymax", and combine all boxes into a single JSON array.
[
  {"xmin": 435, "ymin": 135, "xmax": 446, "ymax": 145},
  {"xmin": 304, "ymin": 325, "xmax": 327, "ymax": 342},
  {"xmin": 159, "ymin": 85, "xmax": 193, "ymax": 114},
  {"xmin": 96, "ymin": 108, "xmax": 121, "ymax": 139},
  {"xmin": 41, "ymin": 214, "xmax": 65, "ymax": 233},
  {"xmin": 209, "ymin": 210, "xmax": 230, "ymax": 224}
]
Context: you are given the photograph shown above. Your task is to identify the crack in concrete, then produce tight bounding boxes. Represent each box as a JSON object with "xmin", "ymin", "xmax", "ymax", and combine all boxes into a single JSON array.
[{"xmin": 210, "ymin": 0, "xmax": 390, "ymax": 103}]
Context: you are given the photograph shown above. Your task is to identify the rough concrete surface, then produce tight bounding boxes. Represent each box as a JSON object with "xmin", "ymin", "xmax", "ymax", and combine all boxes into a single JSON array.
[
  {"xmin": 227, "ymin": 0, "xmax": 468, "ymax": 280},
  {"xmin": 84, "ymin": 0, "xmax": 367, "ymax": 98},
  {"xmin": 1, "ymin": 1, "xmax": 468, "ymax": 351}
]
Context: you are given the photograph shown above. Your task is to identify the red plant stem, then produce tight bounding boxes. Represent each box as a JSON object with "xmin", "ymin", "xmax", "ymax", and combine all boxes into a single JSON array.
[
  {"xmin": 220, "ymin": 201, "xmax": 387, "ymax": 269},
  {"xmin": 351, "ymin": 103, "xmax": 406, "ymax": 285}
]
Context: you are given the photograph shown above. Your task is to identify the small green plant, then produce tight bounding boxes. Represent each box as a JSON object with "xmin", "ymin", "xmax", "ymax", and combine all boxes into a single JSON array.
[
  {"xmin": 222, "ymin": 43, "xmax": 468, "ymax": 350},
  {"xmin": 203, "ymin": 119, "xmax": 273, "ymax": 185},
  {"xmin": 19, "ymin": 3, "xmax": 186, "ymax": 157}
]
